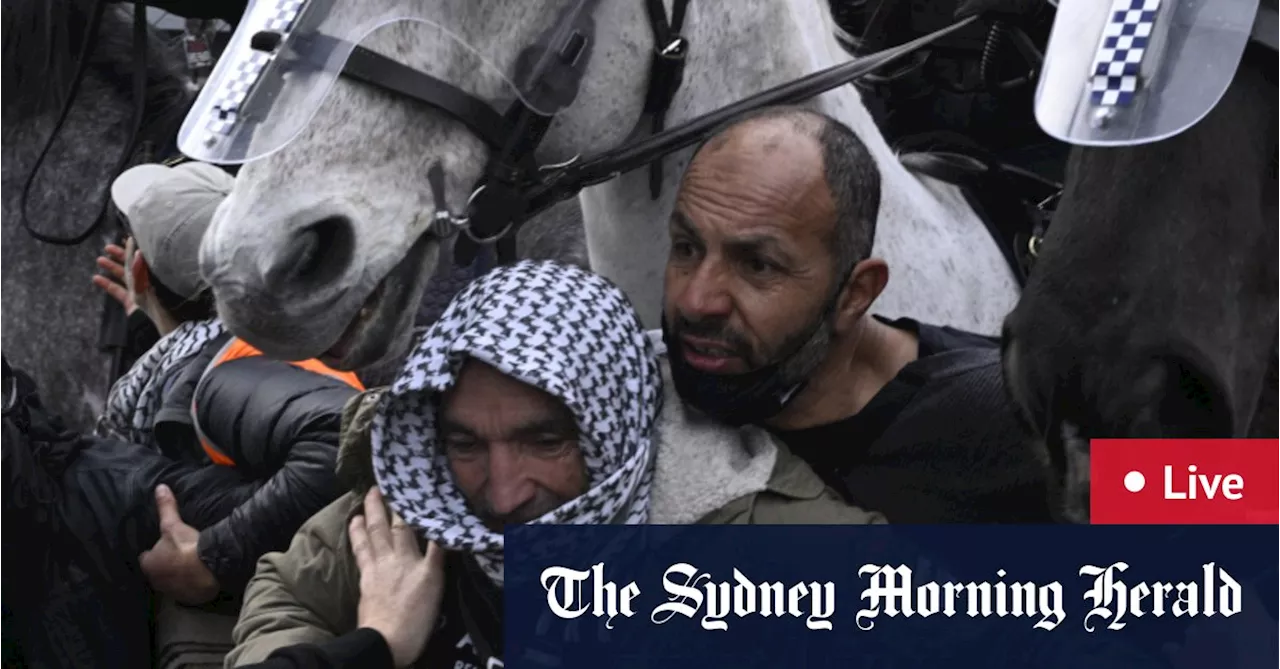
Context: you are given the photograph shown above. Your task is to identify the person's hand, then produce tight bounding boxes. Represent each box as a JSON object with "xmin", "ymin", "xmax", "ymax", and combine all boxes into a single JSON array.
[
  {"xmin": 139, "ymin": 484, "xmax": 220, "ymax": 605},
  {"xmin": 91, "ymin": 243, "xmax": 138, "ymax": 315},
  {"xmin": 349, "ymin": 487, "xmax": 446, "ymax": 669}
]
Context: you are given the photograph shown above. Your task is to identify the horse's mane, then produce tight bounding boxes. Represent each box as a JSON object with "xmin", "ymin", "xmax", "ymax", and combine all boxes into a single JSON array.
[{"xmin": 1, "ymin": 0, "xmax": 191, "ymax": 123}]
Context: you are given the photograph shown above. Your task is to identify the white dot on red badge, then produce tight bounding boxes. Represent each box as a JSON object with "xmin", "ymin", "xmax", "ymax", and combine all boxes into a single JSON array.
[{"xmin": 1123, "ymin": 470, "xmax": 1146, "ymax": 493}]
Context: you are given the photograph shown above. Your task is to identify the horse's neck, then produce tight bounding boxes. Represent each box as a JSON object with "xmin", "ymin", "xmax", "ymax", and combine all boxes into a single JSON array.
[
  {"xmin": 0, "ymin": 45, "xmax": 189, "ymax": 431},
  {"xmin": 576, "ymin": 0, "xmax": 963, "ymax": 328}
]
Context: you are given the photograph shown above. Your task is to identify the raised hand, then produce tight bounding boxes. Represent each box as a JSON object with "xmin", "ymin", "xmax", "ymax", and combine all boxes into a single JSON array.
[
  {"xmin": 91, "ymin": 243, "xmax": 137, "ymax": 315},
  {"xmin": 349, "ymin": 487, "xmax": 447, "ymax": 669}
]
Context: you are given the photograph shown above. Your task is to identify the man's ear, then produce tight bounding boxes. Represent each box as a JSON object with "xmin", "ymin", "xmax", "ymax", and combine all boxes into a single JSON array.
[
  {"xmin": 833, "ymin": 258, "xmax": 888, "ymax": 335},
  {"xmin": 129, "ymin": 249, "xmax": 151, "ymax": 295}
]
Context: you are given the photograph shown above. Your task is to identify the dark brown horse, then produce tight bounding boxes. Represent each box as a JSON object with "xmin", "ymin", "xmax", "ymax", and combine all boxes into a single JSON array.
[{"xmin": 1002, "ymin": 36, "xmax": 1278, "ymax": 522}]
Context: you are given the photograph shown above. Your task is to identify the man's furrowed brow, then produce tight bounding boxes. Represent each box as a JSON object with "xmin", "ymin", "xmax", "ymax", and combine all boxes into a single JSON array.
[
  {"xmin": 510, "ymin": 415, "xmax": 579, "ymax": 440},
  {"xmin": 437, "ymin": 414, "xmax": 579, "ymax": 440},
  {"xmin": 436, "ymin": 415, "xmax": 475, "ymax": 436},
  {"xmin": 669, "ymin": 209, "xmax": 698, "ymax": 236},
  {"xmin": 726, "ymin": 233, "xmax": 796, "ymax": 264}
]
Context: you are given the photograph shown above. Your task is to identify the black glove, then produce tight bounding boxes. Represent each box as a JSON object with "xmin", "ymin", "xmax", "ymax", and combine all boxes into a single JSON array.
[{"xmin": 954, "ymin": 0, "xmax": 1048, "ymax": 22}]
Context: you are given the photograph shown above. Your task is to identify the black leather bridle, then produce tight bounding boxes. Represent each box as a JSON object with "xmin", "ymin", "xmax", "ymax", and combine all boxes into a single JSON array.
[
  {"xmin": 18, "ymin": 0, "xmax": 151, "ymax": 247},
  {"xmin": 299, "ymin": 2, "xmax": 980, "ymax": 264}
]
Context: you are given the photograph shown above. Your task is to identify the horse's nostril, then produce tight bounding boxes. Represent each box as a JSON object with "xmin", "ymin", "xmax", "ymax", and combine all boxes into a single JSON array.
[
  {"xmin": 291, "ymin": 228, "xmax": 321, "ymax": 277},
  {"xmin": 1151, "ymin": 354, "xmax": 1233, "ymax": 438},
  {"xmin": 1001, "ymin": 335, "xmax": 1044, "ymax": 436},
  {"xmin": 272, "ymin": 215, "xmax": 354, "ymax": 290}
]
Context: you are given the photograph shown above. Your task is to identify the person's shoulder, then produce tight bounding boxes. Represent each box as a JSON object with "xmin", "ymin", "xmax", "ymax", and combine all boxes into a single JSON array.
[
  {"xmin": 899, "ymin": 346, "xmax": 1021, "ymax": 428},
  {"xmin": 697, "ymin": 442, "xmax": 888, "ymax": 525},
  {"xmin": 918, "ymin": 322, "xmax": 1000, "ymax": 352},
  {"xmin": 878, "ymin": 316, "xmax": 998, "ymax": 355},
  {"xmin": 202, "ymin": 354, "xmax": 360, "ymax": 412},
  {"xmin": 648, "ymin": 354, "xmax": 781, "ymax": 524},
  {"xmin": 911, "ymin": 345, "xmax": 1003, "ymax": 385},
  {"xmin": 297, "ymin": 491, "xmax": 365, "ymax": 553}
]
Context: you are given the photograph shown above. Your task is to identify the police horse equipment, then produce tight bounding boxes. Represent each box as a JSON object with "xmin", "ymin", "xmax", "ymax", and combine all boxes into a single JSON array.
[
  {"xmin": 831, "ymin": 0, "xmax": 1067, "ymax": 284},
  {"xmin": 179, "ymin": 0, "xmax": 996, "ymax": 264},
  {"xmin": 180, "ymin": 0, "xmax": 1035, "ymax": 369},
  {"xmin": 1002, "ymin": 0, "xmax": 1279, "ymax": 523}
]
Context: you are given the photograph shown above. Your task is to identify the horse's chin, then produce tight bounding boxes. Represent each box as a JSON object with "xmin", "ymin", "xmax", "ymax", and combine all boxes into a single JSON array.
[
  {"xmin": 1049, "ymin": 421, "xmax": 1093, "ymax": 525},
  {"xmin": 319, "ymin": 233, "xmax": 440, "ymax": 371}
]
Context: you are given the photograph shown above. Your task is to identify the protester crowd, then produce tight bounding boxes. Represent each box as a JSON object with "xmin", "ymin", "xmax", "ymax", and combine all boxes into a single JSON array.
[{"xmin": 3, "ymin": 107, "xmax": 1053, "ymax": 669}]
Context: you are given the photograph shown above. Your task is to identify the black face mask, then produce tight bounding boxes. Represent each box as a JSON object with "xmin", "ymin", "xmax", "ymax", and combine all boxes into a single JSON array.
[{"xmin": 662, "ymin": 300, "xmax": 836, "ymax": 427}]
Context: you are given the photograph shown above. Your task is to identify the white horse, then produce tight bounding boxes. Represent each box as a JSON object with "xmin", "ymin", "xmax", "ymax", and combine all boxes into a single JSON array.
[{"xmin": 198, "ymin": 0, "xmax": 1019, "ymax": 371}]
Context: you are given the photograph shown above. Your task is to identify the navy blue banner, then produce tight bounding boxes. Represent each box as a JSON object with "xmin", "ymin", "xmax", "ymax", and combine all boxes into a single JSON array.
[{"xmin": 505, "ymin": 526, "xmax": 1277, "ymax": 668}]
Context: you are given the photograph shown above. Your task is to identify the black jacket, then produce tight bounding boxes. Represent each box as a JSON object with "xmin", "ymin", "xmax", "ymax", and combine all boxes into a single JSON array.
[
  {"xmin": 3, "ymin": 355, "xmax": 247, "ymax": 668},
  {"xmin": 0, "ymin": 342, "xmax": 355, "ymax": 665},
  {"xmin": 153, "ymin": 334, "xmax": 361, "ymax": 594},
  {"xmin": 778, "ymin": 318, "xmax": 1052, "ymax": 523}
]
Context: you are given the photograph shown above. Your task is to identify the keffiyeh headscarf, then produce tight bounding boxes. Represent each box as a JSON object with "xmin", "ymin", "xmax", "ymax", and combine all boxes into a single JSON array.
[
  {"xmin": 371, "ymin": 260, "xmax": 663, "ymax": 585},
  {"xmin": 96, "ymin": 317, "xmax": 225, "ymax": 444}
]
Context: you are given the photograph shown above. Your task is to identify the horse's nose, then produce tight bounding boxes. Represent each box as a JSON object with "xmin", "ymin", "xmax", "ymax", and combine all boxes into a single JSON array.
[
  {"xmin": 264, "ymin": 213, "xmax": 355, "ymax": 293},
  {"xmin": 1000, "ymin": 327, "xmax": 1046, "ymax": 437},
  {"xmin": 1005, "ymin": 330, "xmax": 1233, "ymax": 439},
  {"xmin": 1125, "ymin": 352, "xmax": 1233, "ymax": 438}
]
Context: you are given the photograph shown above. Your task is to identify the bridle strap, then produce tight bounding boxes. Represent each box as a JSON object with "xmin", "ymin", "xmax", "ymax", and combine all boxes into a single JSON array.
[
  {"xmin": 333, "ymin": 12, "xmax": 978, "ymax": 256},
  {"xmin": 341, "ymin": 45, "xmax": 514, "ymax": 150},
  {"xmin": 452, "ymin": 0, "xmax": 602, "ymax": 264},
  {"xmin": 340, "ymin": 40, "xmax": 563, "ymax": 265},
  {"xmin": 453, "ymin": 101, "xmax": 555, "ymax": 265},
  {"xmin": 19, "ymin": 0, "xmax": 150, "ymax": 246},
  {"xmin": 630, "ymin": 0, "xmax": 692, "ymax": 199},
  {"xmin": 522, "ymin": 15, "xmax": 980, "ymax": 219}
]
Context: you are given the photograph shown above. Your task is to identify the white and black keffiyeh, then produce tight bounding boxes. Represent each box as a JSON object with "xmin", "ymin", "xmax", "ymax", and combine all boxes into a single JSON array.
[
  {"xmin": 371, "ymin": 260, "xmax": 662, "ymax": 585},
  {"xmin": 95, "ymin": 317, "xmax": 225, "ymax": 445}
]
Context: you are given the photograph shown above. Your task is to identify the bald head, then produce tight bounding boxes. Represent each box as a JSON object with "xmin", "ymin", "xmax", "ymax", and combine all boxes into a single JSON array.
[
  {"xmin": 689, "ymin": 107, "xmax": 880, "ymax": 273},
  {"xmin": 699, "ymin": 108, "xmax": 826, "ymax": 162}
]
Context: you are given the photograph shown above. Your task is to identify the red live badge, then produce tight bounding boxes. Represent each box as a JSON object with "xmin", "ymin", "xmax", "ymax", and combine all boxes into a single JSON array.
[{"xmin": 1091, "ymin": 439, "xmax": 1279, "ymax": 524}]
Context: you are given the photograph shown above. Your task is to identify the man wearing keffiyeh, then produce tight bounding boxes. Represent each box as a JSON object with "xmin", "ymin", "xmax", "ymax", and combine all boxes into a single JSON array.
[{"xmin": 227, "ymin": 260, "xmax": 883, "ymax": 669}]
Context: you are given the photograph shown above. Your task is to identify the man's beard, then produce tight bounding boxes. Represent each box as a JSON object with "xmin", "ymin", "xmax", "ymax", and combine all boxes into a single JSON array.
[
  {"xmin": 759, "ymin": 311, "xmax": 834, "ymax": 392},
  {"xmin": 663, "ymin": 300, "xmax": 837, "ymax": 426}
]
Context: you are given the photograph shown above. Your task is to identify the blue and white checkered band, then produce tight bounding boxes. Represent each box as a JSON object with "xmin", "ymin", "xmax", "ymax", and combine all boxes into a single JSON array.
[
  {"xmin": 199, "ymin": 0, "xmax": 306, "ymax": 148},
  {"xmin": 1089, "ymin": 0, "xmax": 1163, "ymax": 107}
]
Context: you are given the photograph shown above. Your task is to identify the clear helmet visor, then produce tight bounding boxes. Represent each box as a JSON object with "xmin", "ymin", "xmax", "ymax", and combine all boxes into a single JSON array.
[
  {"xmin": 179, "ymin": 0, "xmax": 603, "ymax": 164},
  {"xmin": 1035, "ymin": 0, "xmax": 1260, "ymax": 147}
]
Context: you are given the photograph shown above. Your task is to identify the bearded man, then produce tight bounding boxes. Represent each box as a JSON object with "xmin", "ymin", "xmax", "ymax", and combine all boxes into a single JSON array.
[{"xmin": 661, "ymin": 106, "xmax": 1053, "ymax": 523}]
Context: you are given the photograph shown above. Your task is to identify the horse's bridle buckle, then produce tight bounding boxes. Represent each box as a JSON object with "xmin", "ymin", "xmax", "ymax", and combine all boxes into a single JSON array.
[{"xmin": 658, "ymin": 36, "xmax": 688, "ymax": 60}]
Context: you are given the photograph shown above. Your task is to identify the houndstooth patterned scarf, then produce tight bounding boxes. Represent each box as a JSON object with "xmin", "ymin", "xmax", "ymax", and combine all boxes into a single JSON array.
[
  {"xmin": 95, "ymin": 317, "xmax": 225, "ymax": 445},
  {"xmin": 371, "ymin": 260, "xmax": 662, "ymax": 585}
]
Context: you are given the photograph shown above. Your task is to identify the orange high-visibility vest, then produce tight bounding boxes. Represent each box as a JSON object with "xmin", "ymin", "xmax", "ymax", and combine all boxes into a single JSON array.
[{"xmin": 191, "ymin": 338, "xmax": 364, "ymax": 466}]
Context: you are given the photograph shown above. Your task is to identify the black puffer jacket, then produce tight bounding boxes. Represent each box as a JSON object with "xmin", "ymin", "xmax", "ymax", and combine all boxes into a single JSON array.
[{"xmin": 151, "ymin": 334, "xmax": 362, "ymax": 594}]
